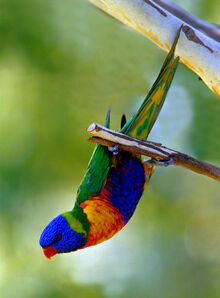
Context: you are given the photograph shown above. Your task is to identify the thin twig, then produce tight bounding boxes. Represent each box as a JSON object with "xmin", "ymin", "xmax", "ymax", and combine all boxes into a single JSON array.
[{"xmin": 87, "ymin": 123, "xmax": 220, "ymax": 182}]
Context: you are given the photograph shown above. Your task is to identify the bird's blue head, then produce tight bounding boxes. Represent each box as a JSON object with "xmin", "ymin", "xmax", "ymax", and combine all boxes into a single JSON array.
[{"xmin": 39, "ymin": 209, "xmax": 89, "ymax": 259}]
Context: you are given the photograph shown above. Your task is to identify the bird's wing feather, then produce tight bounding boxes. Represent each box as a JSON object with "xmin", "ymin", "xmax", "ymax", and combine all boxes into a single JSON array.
[{"xmin": 76, "ymin": 109, "xmax": 112, "ymax": 205}]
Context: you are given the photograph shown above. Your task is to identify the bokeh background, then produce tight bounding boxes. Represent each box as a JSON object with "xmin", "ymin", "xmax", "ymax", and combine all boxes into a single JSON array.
[{"xmin": 0, "ymin": 0, "xmax": 220, "ymax": 297}]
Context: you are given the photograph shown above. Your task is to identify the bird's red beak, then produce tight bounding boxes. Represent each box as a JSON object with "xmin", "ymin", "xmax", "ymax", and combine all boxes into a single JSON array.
[{"xmin": 43, "ymin": 246, "xmax": 58, "ymax": 260}]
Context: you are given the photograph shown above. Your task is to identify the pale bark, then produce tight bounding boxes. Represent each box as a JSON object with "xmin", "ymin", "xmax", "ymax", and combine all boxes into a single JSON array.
[
  {"xmin": 89, "ymin": 0, "xmax": 220, "ymax": 98},
  {"xmin": 153, "ymin": 0, "xmax": 220, "ymax": 42}
]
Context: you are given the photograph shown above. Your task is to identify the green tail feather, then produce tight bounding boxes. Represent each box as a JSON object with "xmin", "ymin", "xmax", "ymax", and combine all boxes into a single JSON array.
[{"xmin": 121, "ymin": 26, "xmax": 181, "ymax": 140}]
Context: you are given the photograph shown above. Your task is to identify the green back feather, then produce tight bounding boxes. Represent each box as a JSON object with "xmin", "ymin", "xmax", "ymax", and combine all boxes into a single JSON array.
[{"xmin": 76, "ymin": 109, "xmax": 112, "ymax": 205}]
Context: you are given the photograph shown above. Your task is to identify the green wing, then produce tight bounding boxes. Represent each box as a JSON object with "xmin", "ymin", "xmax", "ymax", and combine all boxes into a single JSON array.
[
  {"xmin": 121, "ymin": 27, "xmax": 181, "ymax": 140},
  {"xmin": 75, "ymin": 109, "xmax": 112, "ymax": 205}
]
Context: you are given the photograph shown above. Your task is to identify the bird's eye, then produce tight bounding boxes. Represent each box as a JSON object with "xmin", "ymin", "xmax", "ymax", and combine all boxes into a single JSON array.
[{"xmin": 54, "ymin": 233, "xmax": 62, "ymax": 242}]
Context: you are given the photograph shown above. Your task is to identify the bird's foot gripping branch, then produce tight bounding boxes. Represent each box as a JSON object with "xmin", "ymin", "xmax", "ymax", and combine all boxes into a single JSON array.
[{"xmin": 87, "ymin": 123, "xmax": 220, "ymax": 182}]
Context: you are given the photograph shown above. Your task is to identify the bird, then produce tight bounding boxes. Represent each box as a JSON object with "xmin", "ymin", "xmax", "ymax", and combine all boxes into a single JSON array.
[{"xmin": 39, "ymin": 28, "xmax": 181, "ymax": 260}]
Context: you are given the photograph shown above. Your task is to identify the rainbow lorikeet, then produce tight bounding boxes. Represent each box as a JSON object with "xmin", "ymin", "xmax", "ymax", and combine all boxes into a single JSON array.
[{"xmin": 39, "ymin": 29, "xmax": 180, "ymax": 260}]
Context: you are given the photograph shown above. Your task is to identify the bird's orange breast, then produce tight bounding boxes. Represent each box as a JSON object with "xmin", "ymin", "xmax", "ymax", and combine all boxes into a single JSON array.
[{"xmin": 80, "ymin": 195, "xmax": 125, "ymax": 248}]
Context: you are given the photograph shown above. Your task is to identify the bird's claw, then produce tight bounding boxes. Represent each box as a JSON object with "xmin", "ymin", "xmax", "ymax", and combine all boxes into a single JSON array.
[
  {"xmin": 148, "ymin": 157, "xmax": 174, "ymax": 167},
  {"xmin": 108, "ymin": 144, "xmax": 119, "ymax": 155}
]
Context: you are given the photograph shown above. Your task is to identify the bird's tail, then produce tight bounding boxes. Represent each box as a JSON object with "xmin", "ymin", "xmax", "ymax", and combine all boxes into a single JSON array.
[{"xmin": 121, "ymin": 27, "xmax": 181, "ymax": 140}]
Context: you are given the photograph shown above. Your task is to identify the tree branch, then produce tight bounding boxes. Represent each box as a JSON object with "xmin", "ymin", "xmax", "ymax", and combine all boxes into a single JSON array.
[
  {"xmin": 89, "ymin": 0, "xmax": 220, "ymax": 98},
  {"xmin": 87, "ymin": 123, "xmax": 220, "ymax": 182}
]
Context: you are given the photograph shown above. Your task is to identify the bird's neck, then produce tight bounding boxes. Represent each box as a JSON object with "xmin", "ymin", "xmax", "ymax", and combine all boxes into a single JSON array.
[
  {"xmin": 80, "ymin": 197, "xmax": 125, "ymax": 248},
  {"xmin": 63, "ymin": 208, "xmax": 90, "ymax": 240}
]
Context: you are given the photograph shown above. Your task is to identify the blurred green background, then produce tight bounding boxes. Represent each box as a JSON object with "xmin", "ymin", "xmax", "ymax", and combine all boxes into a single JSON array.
[{"xmin": 0, "ymin": 0, "xmax": 220, "ymax": 297}]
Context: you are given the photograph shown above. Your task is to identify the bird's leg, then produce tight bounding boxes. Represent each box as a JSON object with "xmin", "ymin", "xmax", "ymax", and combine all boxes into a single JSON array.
[
  {"xmin": 108, "ymin": 144, "xmax": 120, "ymax": 155},
  {"xmin": 147, "ymin": 157, "xmax": 174, "ymax": 167}
]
